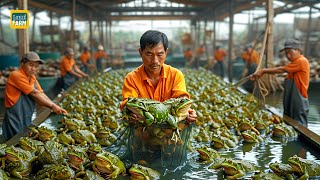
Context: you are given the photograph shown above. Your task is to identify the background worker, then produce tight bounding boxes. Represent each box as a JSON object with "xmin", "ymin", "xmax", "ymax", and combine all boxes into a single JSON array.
[
  {"xmin": 2, "ymin": 52, "xmax": 67, "ymax": 140},
  {"xmin": 213, "ymin": 46, "xmax": 227, "ymax": 78},
  {"xmin": 183, "ymin": 48, "xmax": 193, "ymax": 67},
  {"xmin": 79, "ymin": 46, "xmax": 94, "ymax": 74},
  {"xmin": 194, "ymin": 44, "xmax": 205, "ymax": 69},
  {"xmin": 60, "ymin": 48, "xmax": 88, "ymax": 90},
  {"xmin": 251, "ymin": 39, "xmax": 309, "ymax": 127},
  {"xmin": 94, "ymin": 45, "xmax": 109, "ymax": 72},
  {"xmin": 241, "ymin": 44, "xmax": 259, "ymax": 92}
]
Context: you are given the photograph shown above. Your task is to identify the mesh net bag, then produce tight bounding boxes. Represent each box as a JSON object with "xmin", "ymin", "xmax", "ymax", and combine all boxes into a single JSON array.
[{"xmin": 127, "ymin": 121, "xmax": 193, "ymax": 170}]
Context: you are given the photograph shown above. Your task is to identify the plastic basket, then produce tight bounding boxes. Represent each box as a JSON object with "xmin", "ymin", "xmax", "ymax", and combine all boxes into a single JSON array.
[{"xmin": 128, "ymin": 121, "xmax": 193, "ymax": 170}]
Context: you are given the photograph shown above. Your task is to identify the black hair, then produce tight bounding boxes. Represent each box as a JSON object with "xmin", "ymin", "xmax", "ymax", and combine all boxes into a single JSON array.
[
  {"xmin": 140, "ymin": 30, "xmax": 168, "ymax": 52},
  {"xmin": 20, "ymin": 57, "xmax": 28, "ymax": 64}
]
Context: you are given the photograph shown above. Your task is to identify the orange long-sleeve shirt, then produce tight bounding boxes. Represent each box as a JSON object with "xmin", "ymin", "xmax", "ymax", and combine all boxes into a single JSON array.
[
  {"xmin": 94, "ymin": 50, "xmax": 108, "ymax": 60},
  {"xmin": 241, "ymin": 50, "xmax": 259, "ymax": 65},
  {"xmin": 121, "ymin": 64, "xmax": 190, "ymax": 109},
  {"xmin": 284, "ymin": 55, "xmax": 310, "ymax": 98},
  {"xmin": 80, "ymin": 51, "xmax": 91, "ymax": 65},
  {"xmin": 60, "ymin": 56, "xmax": 76, "ymax": 76},
  {"xmin": 214, "ymin": 49, "xmax": 227, "ymax": 61},
  {"xmin": 5, "ymin": 67, "xmax": 43, "ymax": 108}
]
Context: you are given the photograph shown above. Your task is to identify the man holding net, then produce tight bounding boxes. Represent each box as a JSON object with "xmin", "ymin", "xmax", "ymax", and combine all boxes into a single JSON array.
[
  {"xmin": 251, "ymin": 39, "xmax": 309, "ymax": 127},
  {"xmin": 120, "ymin": 30, "xmax": 197, "ymax": 168}
]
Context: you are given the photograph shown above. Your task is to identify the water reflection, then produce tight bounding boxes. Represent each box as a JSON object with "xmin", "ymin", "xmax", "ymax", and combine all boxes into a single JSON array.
[
  {"xmin": 264, "ymin": 89, "xmax": 320, "ymax": 135},
  {"xmin": 37, "ymin": 113, "xmax": 320, "ymax": 180}
]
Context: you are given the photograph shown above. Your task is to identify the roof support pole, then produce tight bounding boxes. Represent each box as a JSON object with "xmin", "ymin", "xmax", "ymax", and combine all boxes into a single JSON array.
[
  {"xmin": 31, "ymin": 11, "xmax": 36, "ymax": 44},
  {"xmin": 304, "ymin": 5, "xmax": 312, "ymax": 57},
  {"xmin": 266, "ymin": 0, "xmax": 274, "ymax": 67},
  {"xmin": 50, "ymin": 11, "xmax": 54, "ymax": 51},
  {"xmin": 228, "ymin": 0, "xmax": 233, "ymax": 83},
  {"xmin": 212, "ymin": 11, "xmax": 216, "ymax": 57},
  {"xmin": 18, "ymin": 0, "xmax": 29, "ymax": 58},
  {"xmin": 70, "ymin": 0, "xmax": 75, "ymax": 49},
  {"xmin": 89, "ymin": 11, "xmax": 93, "ymax": 61}
]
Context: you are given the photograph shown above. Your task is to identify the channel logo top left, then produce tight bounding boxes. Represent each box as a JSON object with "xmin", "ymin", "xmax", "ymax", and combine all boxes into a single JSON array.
[{"xmin": 10, "ymin": 10, "xmax": 30, "ymax": 29}]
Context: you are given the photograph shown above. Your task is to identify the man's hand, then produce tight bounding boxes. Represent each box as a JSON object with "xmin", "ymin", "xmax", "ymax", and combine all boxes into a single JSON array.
[
  {"xmin": 250, "ymin": 69, "xmax": 264, "ymax": 81},
  {"xmin": 51, "ymin": 103, "xmax": 68, "ymax": 115},
  {"xmin": 186, "ymin": 109, "xmax": 197, "ymax": 124}
]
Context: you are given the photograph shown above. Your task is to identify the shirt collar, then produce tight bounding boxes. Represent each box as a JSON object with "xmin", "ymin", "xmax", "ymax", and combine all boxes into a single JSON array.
[{"xmin": 19, "ymin": 66, "xmax": 36, "ymax": 83}]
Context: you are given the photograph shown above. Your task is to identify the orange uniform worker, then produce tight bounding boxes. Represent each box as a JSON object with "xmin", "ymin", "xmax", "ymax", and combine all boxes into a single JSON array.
[
  {"xmin": 194, "ymin": 44, "xmax": 205, "ymax": 69},
  {"xmin": 251, "ymin": 39, "xmax": 310, "ymax": 126},
  {"xmin": 2, "ymin": 52, "xmax": 67, "ymax": 140},
  {"xmin": 183, "ymin": 48, "xmax": 193, "ymax": 67},
  {"xmin": 79, "ymin": 46, "xmax": 93, "ymax": 74},
  {"xmin": 121, "ymin": 30, "xmax": 197, "ymax": 124},
  {"xmin": 121, "ymin": 30, "xmax": 197, "ymax": 165},
  {"xmin": 60, "ymin": 48, "xmax": 88, "ymax": 90},
  {"xmin": 241, "ymin": 45, "xmax": 259, "ymax": 66},
  {"xmin": 214, "ymin": 46, "xmax": 227, "ymax": 77},
  {"xmin": 241, "ymin": 45, "xmax": 260, "ymax": 92},
  {"xmin": 94, "ymin": 45, "xmax": 109, "ymax": 72}
]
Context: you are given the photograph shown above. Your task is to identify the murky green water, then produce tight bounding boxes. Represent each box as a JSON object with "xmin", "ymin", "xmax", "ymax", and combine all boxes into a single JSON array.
[
  {"xmin": 41, "ymin": 113, "xmax": 320, "ymax": 180},
  {"xmin": 264, "ymin": 83, "xmax": 320, "ymax": 135}
]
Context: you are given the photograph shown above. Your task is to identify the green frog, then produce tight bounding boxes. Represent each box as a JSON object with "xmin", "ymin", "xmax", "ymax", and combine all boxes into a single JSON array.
[
  {"xmin": 211, "ymin": 135, "xmax": 237, "ymax": 149},
  {"xmin": 29, "ymin": 126, "xmax": 57, "ymax": 142},
  {"xmin": 272, "ymin": 123, "xmax": 298, "ymax": 138},
  {"xmin": 221, "ymin": 159, "xmax": 259, "ymax": 179},
  {"xmin": 56, "ymin": 131, "xmax": 75, "ymax": 146},
  {"xmin": 288, "ymin": 155, "xmax": 320, "ymax": 180},
  {"xmin": 61, "ymin": 117, "xmax": 87, "ymax": 131},
  {"xmin": 18, "ymin": 136, "xmax": 43, "ymax": 154},
  {"xmin": 252, "ymin": 172, "xmax": 282, "ymax": 180},
  {"xmin": 0, "ymin": 168, "xmax": 8, "ymax": 180},
  {"xmin": 76, "ymin": 169, "xmax": 104, "ymax": 180},
  {"xmin": 196, "ymin": 146, "xmax": 226, "ymax": 169},
  {"xmin": 4, "ymin": 146, "xmax": 37, "ymax": 179},
  {"xmin": 195, "ymin": 127, "xmax": 211, "ymax": 142},
  {"xmin": 0, "ymin": 144, "xmax": 7, "ymax": 157},
  {"xmin": 38, "ymin": 140, "xmax": 66, "ymax": 165},
  {"xmin": 71, "ymin": 129, "xmax": 97, "ymax": 146},
  {"xmin": 92, "ymin": 151, "xmax": 126, "ymax": 179},
  {"xmin": 123, "ymin": 97, "xmax": 177, "ymax": 127},
  {"xmin": 35, "ymin": 164, "xmax": 75, "ymax": 180},
  {"xmin": 196, "ymin": 146, "xmax": 220, "ymax": 162},
  {"xmin": 67, "ymin": 145, "xmax": 90, "ymax": 171},
  {"xmin": 241, "ymin": 130, "xmax": 263, "ymax": 143},
  {"xmin": 163, "ymin": 97, "xmax": 193, "ymax": 121},
  {"xmin": 236, "ymin": 118, "xmax": 260, "ymax": 135},
  {"xmin": 129, "ymin": 164, "xmax": 161, "ymax": 180},
  {"xmin": 269, "ymin": 161, "xmax": 295, "ymax": 180},
  {"xmin": 87, "ymin": 143, "xmax": 103, "ymax": 161}
]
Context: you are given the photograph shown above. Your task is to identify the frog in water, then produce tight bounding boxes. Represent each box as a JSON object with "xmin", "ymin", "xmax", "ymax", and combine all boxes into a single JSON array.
[
  {"xmin": 221, "ymin": 159, "xmax": 259, "ymax": 179},
  {"xmin": 288, "ymin": 155, "xmax": 320, "ymax": 180},
  {"xmin": 269, "ymin": 161, "xmax": 295, "ymax": 179},
  {"xmin": 92, "ymin": 151, "xmax": 126, "ymax": 179},
  {"xmin": 129, "ymin": 164, "xmax": 161, "ymax": 180}
]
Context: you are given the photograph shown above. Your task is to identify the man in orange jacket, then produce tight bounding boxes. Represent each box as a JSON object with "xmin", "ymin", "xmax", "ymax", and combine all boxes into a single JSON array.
[
  {"xmin": 241, "ymin": 45, "xmax": 259, "ymax": 92},
  {"xmin": 60, "ymin": 48, "xmax": 88, "ymax": 90},
  {"xmin": 3, "ymin": 52, "xmax": 67, "ymax": 140},
  {"xmin": 214, "ymin": 46, "xmax": 227, "ymax": 78},
  {"xmin": 251, "ymin": 39, "xmax": 309, "ymax": 126},
  {"xmin": 79, "ymin": 46, "xmax": 94, "ymax": 74},
  {"xmin": 94, "ymin": 45, "xmax": 109, "ymax": 72},
  {"xmin": 121, "ymin": 30, "xmax": 197, "ymax": 165}
]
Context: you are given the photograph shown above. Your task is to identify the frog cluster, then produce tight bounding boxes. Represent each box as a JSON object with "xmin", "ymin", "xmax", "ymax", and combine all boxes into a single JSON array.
[{"xmin": 196, "ymin": 145, "xmax": 320, "ymax": 180}]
